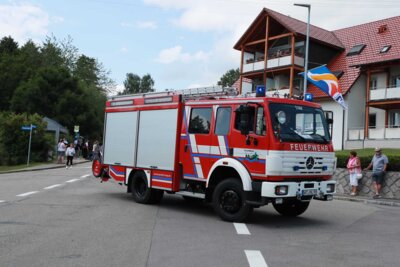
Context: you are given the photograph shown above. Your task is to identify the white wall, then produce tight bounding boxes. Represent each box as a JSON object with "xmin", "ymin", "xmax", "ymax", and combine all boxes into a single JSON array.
[
  {"xmin": 347, "ymin": 76, "xmax": 366, "ymax": 130},
  {"xmin": 370, "ymin": 107, "xmax": 386, "ymax": 128}
]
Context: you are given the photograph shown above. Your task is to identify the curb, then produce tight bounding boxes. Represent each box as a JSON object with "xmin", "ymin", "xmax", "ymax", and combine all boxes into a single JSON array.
[
  {"xmin": 0, "ymin": 160, "xmax": 91, "ymax": 174},
  {"xmin": 334, "ymin": 195, "xmax": 400, "ymax": 207}
]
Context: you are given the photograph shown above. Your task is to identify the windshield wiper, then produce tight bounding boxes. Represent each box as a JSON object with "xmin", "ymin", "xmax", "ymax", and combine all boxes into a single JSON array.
[{"xmin": 310, "ymin": 133, "xmax": 329, "ymax": 144}]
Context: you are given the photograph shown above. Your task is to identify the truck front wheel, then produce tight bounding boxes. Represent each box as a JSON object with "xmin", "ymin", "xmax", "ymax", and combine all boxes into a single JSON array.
[
  {"xmin": 130, "ymin": 172, "xmax": 164, "ymax": 204},
  {"xmin": 272, "ymin": 200, "xmax": 310, "ymax": 217},
  {"xmin": 212, "ymin": 178, "xmax": 253, "ymax": 222}
]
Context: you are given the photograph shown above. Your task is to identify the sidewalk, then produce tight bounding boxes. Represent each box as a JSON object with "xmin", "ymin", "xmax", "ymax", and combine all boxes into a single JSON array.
[
  {"xmin": 335, "ymin": 194, "xmax": 400, "ymax": 207},
  {"xmin": 0, "ymin": 158, "xmax": 90, "ymax": 174}
]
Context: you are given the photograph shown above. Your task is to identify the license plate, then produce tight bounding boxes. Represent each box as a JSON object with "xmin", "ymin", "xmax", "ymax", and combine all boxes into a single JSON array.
[{"xmin": 302, "ymin": 189, "xmax": 317, "ymax": 196}]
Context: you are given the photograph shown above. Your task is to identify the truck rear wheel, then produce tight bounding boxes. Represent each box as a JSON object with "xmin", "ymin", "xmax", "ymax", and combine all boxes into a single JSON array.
[
  {"xmin": 212, "ymin": 178, "xmax": 253, "ymax": 222},
  {"xmin": 272, "ymin": 200, "xmax": 310, "ymax": 217},
  {"xmin": 130, "ymin": 172, "xmax": 164, "ymax": 204}
]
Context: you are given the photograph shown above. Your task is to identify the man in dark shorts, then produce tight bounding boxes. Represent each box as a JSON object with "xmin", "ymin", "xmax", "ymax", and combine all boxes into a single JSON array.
[{"xmin": 364, "ymin": 147, "xmax": 388, "ymax": 198}]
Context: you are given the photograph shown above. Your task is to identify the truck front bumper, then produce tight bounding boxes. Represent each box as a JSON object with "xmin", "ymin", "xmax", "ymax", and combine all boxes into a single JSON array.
[{"xmin": 260, "ymin": 180, "xmax": 336, "ymax": 200}]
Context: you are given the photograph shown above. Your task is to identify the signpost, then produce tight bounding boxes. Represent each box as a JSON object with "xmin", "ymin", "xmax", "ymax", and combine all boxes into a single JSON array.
[{"xmin": 21, "ymin": 124, "xmax": 37, "ymax": 165}]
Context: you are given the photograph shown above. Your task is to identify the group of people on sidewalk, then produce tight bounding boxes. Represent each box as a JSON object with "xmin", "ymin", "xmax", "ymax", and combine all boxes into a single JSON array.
[
  {"xmin": 57, "ymin": 138, "xmax": 103, "ymax": 169},
  {"xmin": 346, "ymin": 147, "xmax": 389, "ymax": 199},
  {"xmin": 57, "ymin": 139, "xmax": 76, "ymax": 169}
]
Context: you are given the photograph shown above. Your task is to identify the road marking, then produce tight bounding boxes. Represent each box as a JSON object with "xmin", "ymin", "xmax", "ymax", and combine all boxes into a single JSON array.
[
  {"xmin": 43, "ymin": 184, "xmax": 62, "ymax": 190},
  {"xmin": 80, "ymin": 174, "xmax": 90, "ymax": 178},
  {"xmin": 17, "ymin": 191, "xmax": 39, "ymax": 197},
  {"xmin": 0, "ymin": 200, "xmax": 5, "ymax": 203},
  {"xmin": 66, "ymin": 179, "xmax": 80, "ymax": 183},
  {"xmin": 245, "ymin": 250, "xmax": 268, "ymax": 267},
  {"xmin": 234, "ymin": 223, "xmax": 251, "ymax": 235}
]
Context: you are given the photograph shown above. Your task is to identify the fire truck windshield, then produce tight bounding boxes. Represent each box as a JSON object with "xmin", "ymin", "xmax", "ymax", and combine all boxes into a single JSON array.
[{"xmin": 269, "ymin": 103, "xmax": 331, "ymax": 144}]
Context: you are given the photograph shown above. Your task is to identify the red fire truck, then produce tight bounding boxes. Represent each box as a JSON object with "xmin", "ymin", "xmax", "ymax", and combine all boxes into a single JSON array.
[{"xmin": 93, "ymin": 87, "xmax": 336, "ymax": 222}]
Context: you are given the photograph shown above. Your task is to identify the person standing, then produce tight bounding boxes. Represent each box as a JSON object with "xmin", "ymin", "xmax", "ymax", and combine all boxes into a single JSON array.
[
  {"xmin": 57, "ymin": 139, "xmax": 66, "ymax": 164},
  {"xmin": 363, "ymin": 147, "xmax": 389, "ymax": 199},
  {"xmin": 346, "ymin": 151, "xmax": 361, "ymax": 196},
  {"xmin": 65, "ymin": 143, "xmax": 76, "ymax": 169}
]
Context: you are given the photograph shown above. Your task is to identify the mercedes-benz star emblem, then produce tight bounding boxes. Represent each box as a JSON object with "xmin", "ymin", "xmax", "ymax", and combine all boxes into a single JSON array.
[{"xmin": 306, "ymin": 156, "xmax": 315, "ymax": 169}]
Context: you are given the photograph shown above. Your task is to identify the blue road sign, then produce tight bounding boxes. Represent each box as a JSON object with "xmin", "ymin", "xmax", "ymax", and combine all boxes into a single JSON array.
[{"xmin": 21, "ymin": 124, "xmax": 37, "ymax": 131}]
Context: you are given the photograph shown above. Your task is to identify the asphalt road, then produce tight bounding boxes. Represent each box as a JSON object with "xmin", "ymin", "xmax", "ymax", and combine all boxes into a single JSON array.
[{"xmin": 1, "ymin": 163, "xmax": 400, "ymax": 267}]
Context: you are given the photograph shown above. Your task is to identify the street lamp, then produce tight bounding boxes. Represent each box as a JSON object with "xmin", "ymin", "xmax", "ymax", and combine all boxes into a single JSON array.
[{"xmin": 294, "ymin": 3, "xmax": 311, "ymax": 100}]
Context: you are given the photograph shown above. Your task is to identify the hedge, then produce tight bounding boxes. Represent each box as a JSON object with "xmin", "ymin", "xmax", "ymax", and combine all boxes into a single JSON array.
[{"xmin": 336, "ymin": 150, "xmax": 400, "ymax": 171}]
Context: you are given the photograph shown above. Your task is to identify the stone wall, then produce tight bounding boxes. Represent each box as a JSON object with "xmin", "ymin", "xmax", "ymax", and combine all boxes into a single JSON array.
[{"xmin": 333, "ymin": 168, "xmax": 400, "ymax": 198}]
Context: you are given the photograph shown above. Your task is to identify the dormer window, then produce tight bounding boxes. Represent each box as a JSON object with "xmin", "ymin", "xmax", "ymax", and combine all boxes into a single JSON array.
[
  {"xmin": 380, "ymin": 45, "xmax": 391, "ymax": 53},
  {"xmin": 347, "ymin": 44, "xmax": 366, "ymax": 56}
]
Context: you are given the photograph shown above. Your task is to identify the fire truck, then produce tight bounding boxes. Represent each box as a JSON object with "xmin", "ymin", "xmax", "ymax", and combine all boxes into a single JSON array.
[{"xmin": 93, "ymin": 86, "xmax": 336, "ymax": 222}]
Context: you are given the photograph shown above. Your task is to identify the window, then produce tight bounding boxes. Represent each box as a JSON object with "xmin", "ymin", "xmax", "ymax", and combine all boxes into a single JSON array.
[
  {"xmin": 188, "ymin": 108, "xmax": 212, "ymax": 134},
  {"xmin": 390, "ymin": 75, "xmax": 400, "ymax": 88},
  {"xmin": 380, "ymin": 45, "xmax": 391, "ymax": 53},
  {"xmin": 389, "ymin": 111, "xmax": 400, "ymax": 128},
  {"xmin": 235, "ymin": 106, "xmax": 255, "ymax": 131},
  {"xmin": 370, "ymin": 77, "xmax": 378, "ymax": 90},
  {"xmin": 347, "ymin": 44, "xmax": 366, "ymax": 56},
  {"xmin": 215, "ymin": 107, "xmax": 231, "ymax": 135},
  {"xmin": 255, "ymin": 107, "xmax": 266, "ymax": 136},
  {"xmin": 369, "ymin": 114, "xmax": 376, "ymax": 128}
]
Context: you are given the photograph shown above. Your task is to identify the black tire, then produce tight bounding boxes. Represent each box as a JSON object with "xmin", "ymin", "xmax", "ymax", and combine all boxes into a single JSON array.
[
  {"xmin": 130, "ymin": 172, "xmax": 164, "ymax": 204},
  {"xmin": 212, "ymin": 178, "xmax": 253, "ymax": 222},
  {"xmin": 272, "ymin": 200, "xmax": 310, "ymax": 217}
]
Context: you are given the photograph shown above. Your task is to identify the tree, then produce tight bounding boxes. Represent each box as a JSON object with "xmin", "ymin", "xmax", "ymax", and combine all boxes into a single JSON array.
[
  {"xmin": 218, "ymin": 68, "xmax": 240, "ymax": 87},
  {"xmin": 120, "ymin": 73, "xmax": 154, "ymax": 94}
]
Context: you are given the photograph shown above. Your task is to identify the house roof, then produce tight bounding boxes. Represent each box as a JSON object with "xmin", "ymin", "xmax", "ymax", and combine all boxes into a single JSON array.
[
  {"xmin": 234, "ymin": 8, "xmax": 344, "ymax": 50},
  {"xmin": 308, "ymin": 16, "xmax": 400, "ymax": 98}
]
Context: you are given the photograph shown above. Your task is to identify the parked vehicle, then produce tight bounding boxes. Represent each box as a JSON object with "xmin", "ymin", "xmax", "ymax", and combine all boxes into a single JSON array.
[{"xmin": 93, "ymin": 87, "xmax": 336, "ymax": 222}]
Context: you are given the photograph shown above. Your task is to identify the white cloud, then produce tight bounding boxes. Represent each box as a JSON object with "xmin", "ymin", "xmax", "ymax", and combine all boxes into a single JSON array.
[
  {"xmin": 156, "ymin": 45, "xmax": 209, "ymax": 64},
  {"xmin": 0, "ymin": 3, "xmax": 50, "ymax": 43},
  {"xmin": 119, "ymin": 47, "xmax": 129, "ymax": 53}
]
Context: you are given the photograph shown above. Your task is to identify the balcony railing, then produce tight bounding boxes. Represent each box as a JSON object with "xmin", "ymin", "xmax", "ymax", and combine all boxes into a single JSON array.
[
  {"xmin": 370, "ymin": 86, "xmax": 400, "ymax": 101},
  {"xmin": 348, "ymin": 126, "xmax": 400, "ymax": 140},
  {"xmin": 243, "ymin": 53, "xmax": 304, "ymax": 73}
]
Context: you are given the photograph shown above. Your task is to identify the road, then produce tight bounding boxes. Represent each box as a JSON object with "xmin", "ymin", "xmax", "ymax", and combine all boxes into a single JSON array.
[{"xmin": 1, "ymin": 163, "xmax": 400, "ymax": 267}]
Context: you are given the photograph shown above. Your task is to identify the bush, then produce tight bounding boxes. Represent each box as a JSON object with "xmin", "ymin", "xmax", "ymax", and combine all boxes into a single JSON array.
[
  {"xmin": 336, "ymin": 149, "xmax": 400, "ymax": 171},
  {"xmin": 0, "ymin": 112, "xmax": 52, "ymax": 165}
]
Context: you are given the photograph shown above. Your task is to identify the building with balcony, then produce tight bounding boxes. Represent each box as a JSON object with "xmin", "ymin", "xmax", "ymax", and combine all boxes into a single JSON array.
[{"xmin": 234, "ymin": 8, "xmax": 400, "ymax": 150}]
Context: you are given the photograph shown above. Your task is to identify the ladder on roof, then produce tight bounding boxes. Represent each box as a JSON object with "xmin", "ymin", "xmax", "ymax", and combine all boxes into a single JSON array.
[{"xmin": 111, "ymin": 86, "xmax": 238, "ymax": 100}]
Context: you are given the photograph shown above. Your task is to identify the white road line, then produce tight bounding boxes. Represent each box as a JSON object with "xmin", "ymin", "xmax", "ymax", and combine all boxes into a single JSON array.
[
  {"xmin": 43, "ymin": 184, "xmax": 62, "ymax": 190},
  {"xmin": 66, "ymin": 179, "xmax": 80, "ymax": 183},
  {"xmin": 234, "ymin": 223, "xmax": 251, "ymax": 235},
  {"xmin": 0, "ymin": 200, "xmax": 5, "ymax": 203},
  {"xmin": 17, "ymin": 191, "xmax": 39, "ymax": 197},
  {"xmin": 80, "ymin": 174, "xmax": 90, "ymax": 178},
  {"xmin": 245, "ymin": 250, "xmax": 268, "ymax": 267}
]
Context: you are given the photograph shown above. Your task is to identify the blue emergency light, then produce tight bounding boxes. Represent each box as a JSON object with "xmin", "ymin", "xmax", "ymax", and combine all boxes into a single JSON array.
[
  {"xmin": 256, "ymin": 85, "xmax": 265, "ymax": 97},
  {"xmin": 304, "ymin": 93, "xmax": 313, "ymax": 101}
]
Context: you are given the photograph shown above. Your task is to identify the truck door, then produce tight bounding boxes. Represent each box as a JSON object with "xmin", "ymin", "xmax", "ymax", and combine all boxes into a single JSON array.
[
  {"xmin": 179, "ymin": 106, "xmax": 213, "ymax": 182},
  {"xmin": 209, "ymin": 106, "xmax": 232, "ymax": 169},
  {"xmin": 230, "ymin": 103, "xmax": 267, "ymax": 176}
]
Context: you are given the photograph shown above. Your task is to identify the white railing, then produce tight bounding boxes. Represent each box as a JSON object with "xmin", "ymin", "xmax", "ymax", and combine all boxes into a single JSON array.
[
  {"xmin": 348, "ymin": 127, "xmax": 400, "ymax": 140},
  {"xmin": 370, "ymin": 86, "xmax": 400, "ymax": 100},
  {"xmin": 242, "ymin": 55, "xmax": 305, "ymax": 73},
  {"xmin": 243, "ymin": 60, "xmax": 264, "ymax": 73}
]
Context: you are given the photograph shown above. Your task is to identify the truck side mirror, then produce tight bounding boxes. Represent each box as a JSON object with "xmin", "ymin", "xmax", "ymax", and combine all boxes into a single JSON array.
[{"xmin": 324, "ymin": 111, "xmax": 333, "ymax": 125}]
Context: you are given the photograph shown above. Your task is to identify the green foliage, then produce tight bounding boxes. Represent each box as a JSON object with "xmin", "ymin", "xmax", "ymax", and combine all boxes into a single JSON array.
[
  {"xmin": 218, "ymin": 68, "xmax": 240, "ymax": 87},
  {"xmin": 335, "ymin": 148, "xmax": 400, "ymax": 171},
  {"xmin": 120, "ymin": 73, "xmax": 155, "ymax": 94},
  {"xmin": 0, "ymin": 35, "xmax": 113, "ymax": 165},
  {"xmin": 0, "ymin": 112, "xmax": 52, "ymax": 165}
]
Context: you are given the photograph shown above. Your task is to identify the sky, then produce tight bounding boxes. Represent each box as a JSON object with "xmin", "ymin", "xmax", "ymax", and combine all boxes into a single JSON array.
[{"xmin": 1, "ymin": 0, "xmax": 399, "ymax": 94}]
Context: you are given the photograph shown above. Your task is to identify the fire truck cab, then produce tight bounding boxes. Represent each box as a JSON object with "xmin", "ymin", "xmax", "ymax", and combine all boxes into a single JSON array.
[{"xmin": 93, "ymin": 87, "xmax": 336, "ymax": 222}]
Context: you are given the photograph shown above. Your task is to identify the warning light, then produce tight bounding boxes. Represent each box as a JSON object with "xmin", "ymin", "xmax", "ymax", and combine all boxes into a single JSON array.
[
  {"xmin": 256, "ymin": 85, "xmax": 266, "ymax": 97},
  {"xmin": 304, "ymin": 93, "xmax": 313, "ymax": 101}
]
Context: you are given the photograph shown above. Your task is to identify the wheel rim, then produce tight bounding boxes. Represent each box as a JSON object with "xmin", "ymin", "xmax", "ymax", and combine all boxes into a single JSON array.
[
  {"xmin": 134, "ymin": 178, "xmax": 147, "ymax": 197},
  {"xmin": 220, "ymin": 190, "xmax": 241, "ymax": 214}
]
